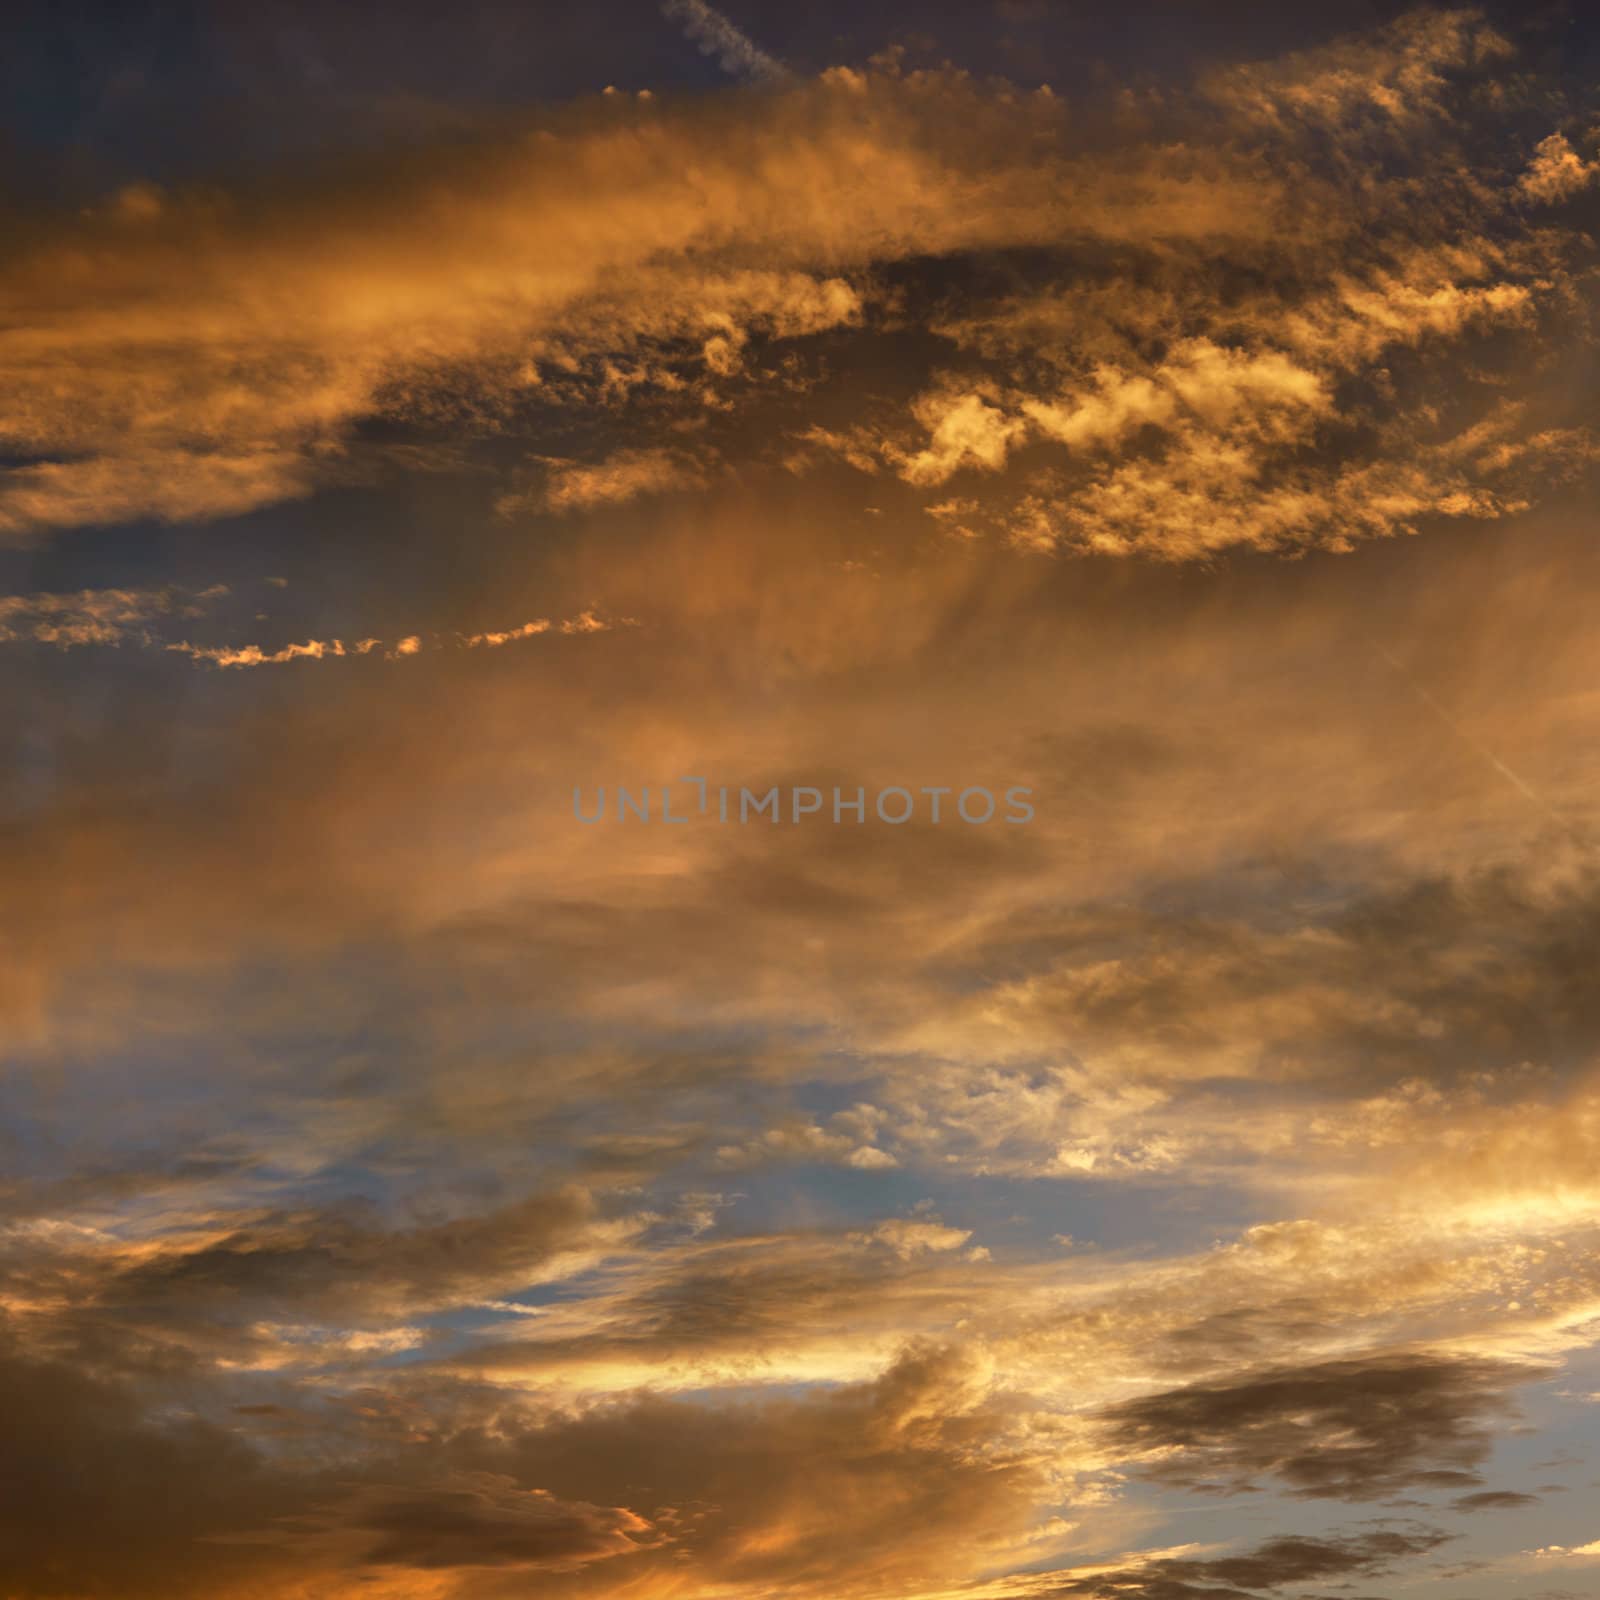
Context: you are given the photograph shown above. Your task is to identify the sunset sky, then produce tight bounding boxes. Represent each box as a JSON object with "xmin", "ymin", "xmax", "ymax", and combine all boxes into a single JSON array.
[{"xmin": 4, "ymin": 3, "xmax": 1600, "ymax": 1597}]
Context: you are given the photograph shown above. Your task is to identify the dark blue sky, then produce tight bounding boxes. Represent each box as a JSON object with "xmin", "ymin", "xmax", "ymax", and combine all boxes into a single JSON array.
[{"xmin": 7, "ymin": 0, "xmax": 1588, "ymax": 199}]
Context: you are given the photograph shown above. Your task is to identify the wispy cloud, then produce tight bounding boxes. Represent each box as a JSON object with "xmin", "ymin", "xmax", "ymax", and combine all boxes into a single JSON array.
[
  {"xmin": 0, "ymin": 584, "xmax": 228, "ymax": 646},
  {"xmin": 0, "ymin": 584, "xmax": 631, "ymax": 667},
  {"xmin": 166, "ymin": 610, "xmax": 633, "ymax": 668},
  {"xmin": 661, "ymin": 0, "xmax": 789, "ymax": 83}
]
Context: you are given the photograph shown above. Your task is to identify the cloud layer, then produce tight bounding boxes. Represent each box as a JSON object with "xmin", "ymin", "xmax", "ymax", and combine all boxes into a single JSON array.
[{"xmin": 5, "ymin": 6, "xmax": 1600, "ymax": 1599}]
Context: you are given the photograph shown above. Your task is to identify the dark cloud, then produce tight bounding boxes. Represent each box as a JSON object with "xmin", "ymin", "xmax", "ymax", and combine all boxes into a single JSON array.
[
  {"xmin": 342, "ymin": 1473, "xmax": 655, "ymax": 1570},
  {"xmin": 1102, "ymin": 1354, "xmax": 1542, "ymax": 1501},
  {"xmin": 0, "ymin": 1324, "xmax": 1037, "ymax": 1597},
  {"xmin": 941, "ymin": 861, "xmax": 1600, "ymax": 1097},
  {"xmin": 1452, "ymin": 1489, "xmax": 1540, "ymax": 1510},
  {"xmin": 0, "ymin": 1337, "xmax": 311, "ymax": 1598},
  {"xmin": 104, "ymin": 1187, "xmax": 593, "ymax": 1314},
  {"xmin": 1039, "ymin": 1524, "xmax": 1450, "ymax": 1600}
]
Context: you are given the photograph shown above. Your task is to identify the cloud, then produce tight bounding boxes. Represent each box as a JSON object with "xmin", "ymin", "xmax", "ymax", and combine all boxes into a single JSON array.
[
  {"xmin": 7, "ymin": 13, "xmax": 1600, "ymax": 1597},
  {"xmin": 167, "ymin": 635, "xmax": 382, "ymax": 667},
  {"xmin": 451, "ymin": 1341, "xmax": 1048, "ymax": 1597},
  {"xmin": 459, "ymin": 619, "xmax": 551, "ymax": 648},
  {"xmin": 0, "ymin": 583, "xmax": 226, "ymax": 645},
  {"xmin": 529, "ymin": 447, "xmax": 709, "ymax": 514},
  {"xmin": 1101, "ymin": 1353, "xmax": 1541, "ymax": 1501},
  {"xmin": 340, "ymin": 1474, "xmax": 656, "ymax": 1571},
  {"xmin": 0, "ymin": 70, "xmax": 1135, "ymax": 538},
  {"xmin": 858, "ymin": 1217, "xmax": 973, "ymax": 1259},
  {"xmin": 17, "ymin": 10, "xmax": 1588, "ymax": 558},
  {"xmin": 897, "ymin": 389, "xmax": 1028, "ymax": 487},
  {"xmin": 914, "ymin": 244, "xmax": 1589, "ymax": 558},
  {"xmin": 0, "ymin": 1337, "xmax": 313, "ymax": 1599},
  {"xmin": 661, "ymin": 0, "xmax": 789, "ymax": 84},
  {"xmin": 0, "ymin": 584, "xmax": 628, "ymax": 666},
  {"xmin": 0, "ymin": 1320, "xmax": 1050, "ymax": 1600},
  {"xmin": 1534, "ymin": 1538, "xmax": 1600, "ymax": 1560},
  {"xmin": 1200, "ymin": 8, "xmax": 1512, "ymax": 129},
  {"xmin": 82, "ymin": 1186, "xmax": 628, "ymax": 1336},
  {"xmin": 1453, "ymin": 1489, "xmax": 1540, "ymax": 1511},
  {"xmin": 0, "ymin": 449, "xmax": 315, "ymax": 537},
  {"xmin": 1520, "ymin": 133, "xmax": 1600, "ymax": 205},
  {"xmin": 1038, "ymin": 1524, "xmax": 1453, "ymax": 1599}
]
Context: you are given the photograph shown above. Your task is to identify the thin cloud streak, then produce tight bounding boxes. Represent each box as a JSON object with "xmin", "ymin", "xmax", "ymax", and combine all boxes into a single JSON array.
[{"xmin": 661, "ymin": 0, "xmax": 790, "ymax": 83}]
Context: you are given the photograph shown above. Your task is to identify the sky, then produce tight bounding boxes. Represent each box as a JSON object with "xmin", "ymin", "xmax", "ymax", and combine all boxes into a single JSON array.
[{"xmin": 3, "ymin": 2, "xmax": 1600, "ymax": 1597}]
